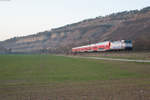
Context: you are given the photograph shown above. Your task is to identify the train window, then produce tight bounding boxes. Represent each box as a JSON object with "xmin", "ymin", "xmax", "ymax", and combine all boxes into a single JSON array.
[
  {"xmin": 99, "ymin": 48, "xmax": 104, "ymax": 50},
  {"xmin": 125, "ymin": 40, "xmax": 132, "ymax": 43}
]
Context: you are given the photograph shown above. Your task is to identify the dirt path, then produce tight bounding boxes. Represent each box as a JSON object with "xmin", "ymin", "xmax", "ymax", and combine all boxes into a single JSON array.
[{"xmin": 66, "ymin": 56, "xmax": 150, "ymax": 63}]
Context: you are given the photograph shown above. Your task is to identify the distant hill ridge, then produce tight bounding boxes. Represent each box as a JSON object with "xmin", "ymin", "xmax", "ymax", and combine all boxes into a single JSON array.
[{"xmin": 1, "ymin": 6, "xmax": 150, "ymax": 53}]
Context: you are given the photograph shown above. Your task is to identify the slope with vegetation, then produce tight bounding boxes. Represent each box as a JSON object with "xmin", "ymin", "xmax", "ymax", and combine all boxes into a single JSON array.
[{"xmin": 1, "ymin": 7, "xmax": 150, "ymax": 53}]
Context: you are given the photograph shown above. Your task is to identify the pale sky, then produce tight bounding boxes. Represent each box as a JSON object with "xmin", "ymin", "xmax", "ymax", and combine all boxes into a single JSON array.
[{"xmin": 0, "ymin": 0, "xmax": 150, "ymax": 41}]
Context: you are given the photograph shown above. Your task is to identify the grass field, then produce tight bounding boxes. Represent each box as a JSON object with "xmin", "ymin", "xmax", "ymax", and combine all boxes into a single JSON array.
[{"xmin": 0, "ymin": 55, "xmax": 150, "ymax": 100}]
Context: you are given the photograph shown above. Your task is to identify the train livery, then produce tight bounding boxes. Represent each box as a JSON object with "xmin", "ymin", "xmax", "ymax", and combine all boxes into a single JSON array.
[{"xmin": 72, "ymin": 40, "xmax": 133, "ymax": 53}]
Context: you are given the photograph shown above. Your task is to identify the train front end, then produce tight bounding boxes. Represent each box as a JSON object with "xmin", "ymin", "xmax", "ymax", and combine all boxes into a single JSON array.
[
  {"xmin": 123, "ymin": 40, "xmax": 133, "ymax": 50},
  {"xmin": 110, "ymin": 40, "xmax": 133, "ymax": 51}
]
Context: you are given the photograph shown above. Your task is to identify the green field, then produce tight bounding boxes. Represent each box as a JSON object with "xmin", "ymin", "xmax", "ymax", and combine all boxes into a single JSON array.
[{"xmin": 0, "ymin": 55, "xmax": 150, "ymax": 100}]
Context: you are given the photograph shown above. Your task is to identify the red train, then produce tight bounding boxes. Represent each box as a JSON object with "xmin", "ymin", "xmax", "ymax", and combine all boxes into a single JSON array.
[{"xmin": 72, "ymin": 40, "xmax": 132, "ymax": 53}]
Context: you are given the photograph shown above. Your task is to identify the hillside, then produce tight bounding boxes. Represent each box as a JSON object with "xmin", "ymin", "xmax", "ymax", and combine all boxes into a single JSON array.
[
  {"xmin": 0, "ymin": 44, "xmax": 11, "ymax": 54},
  {"xmin": 1, "ymin": 7, "xmax": 150, "ymax": 53}
]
